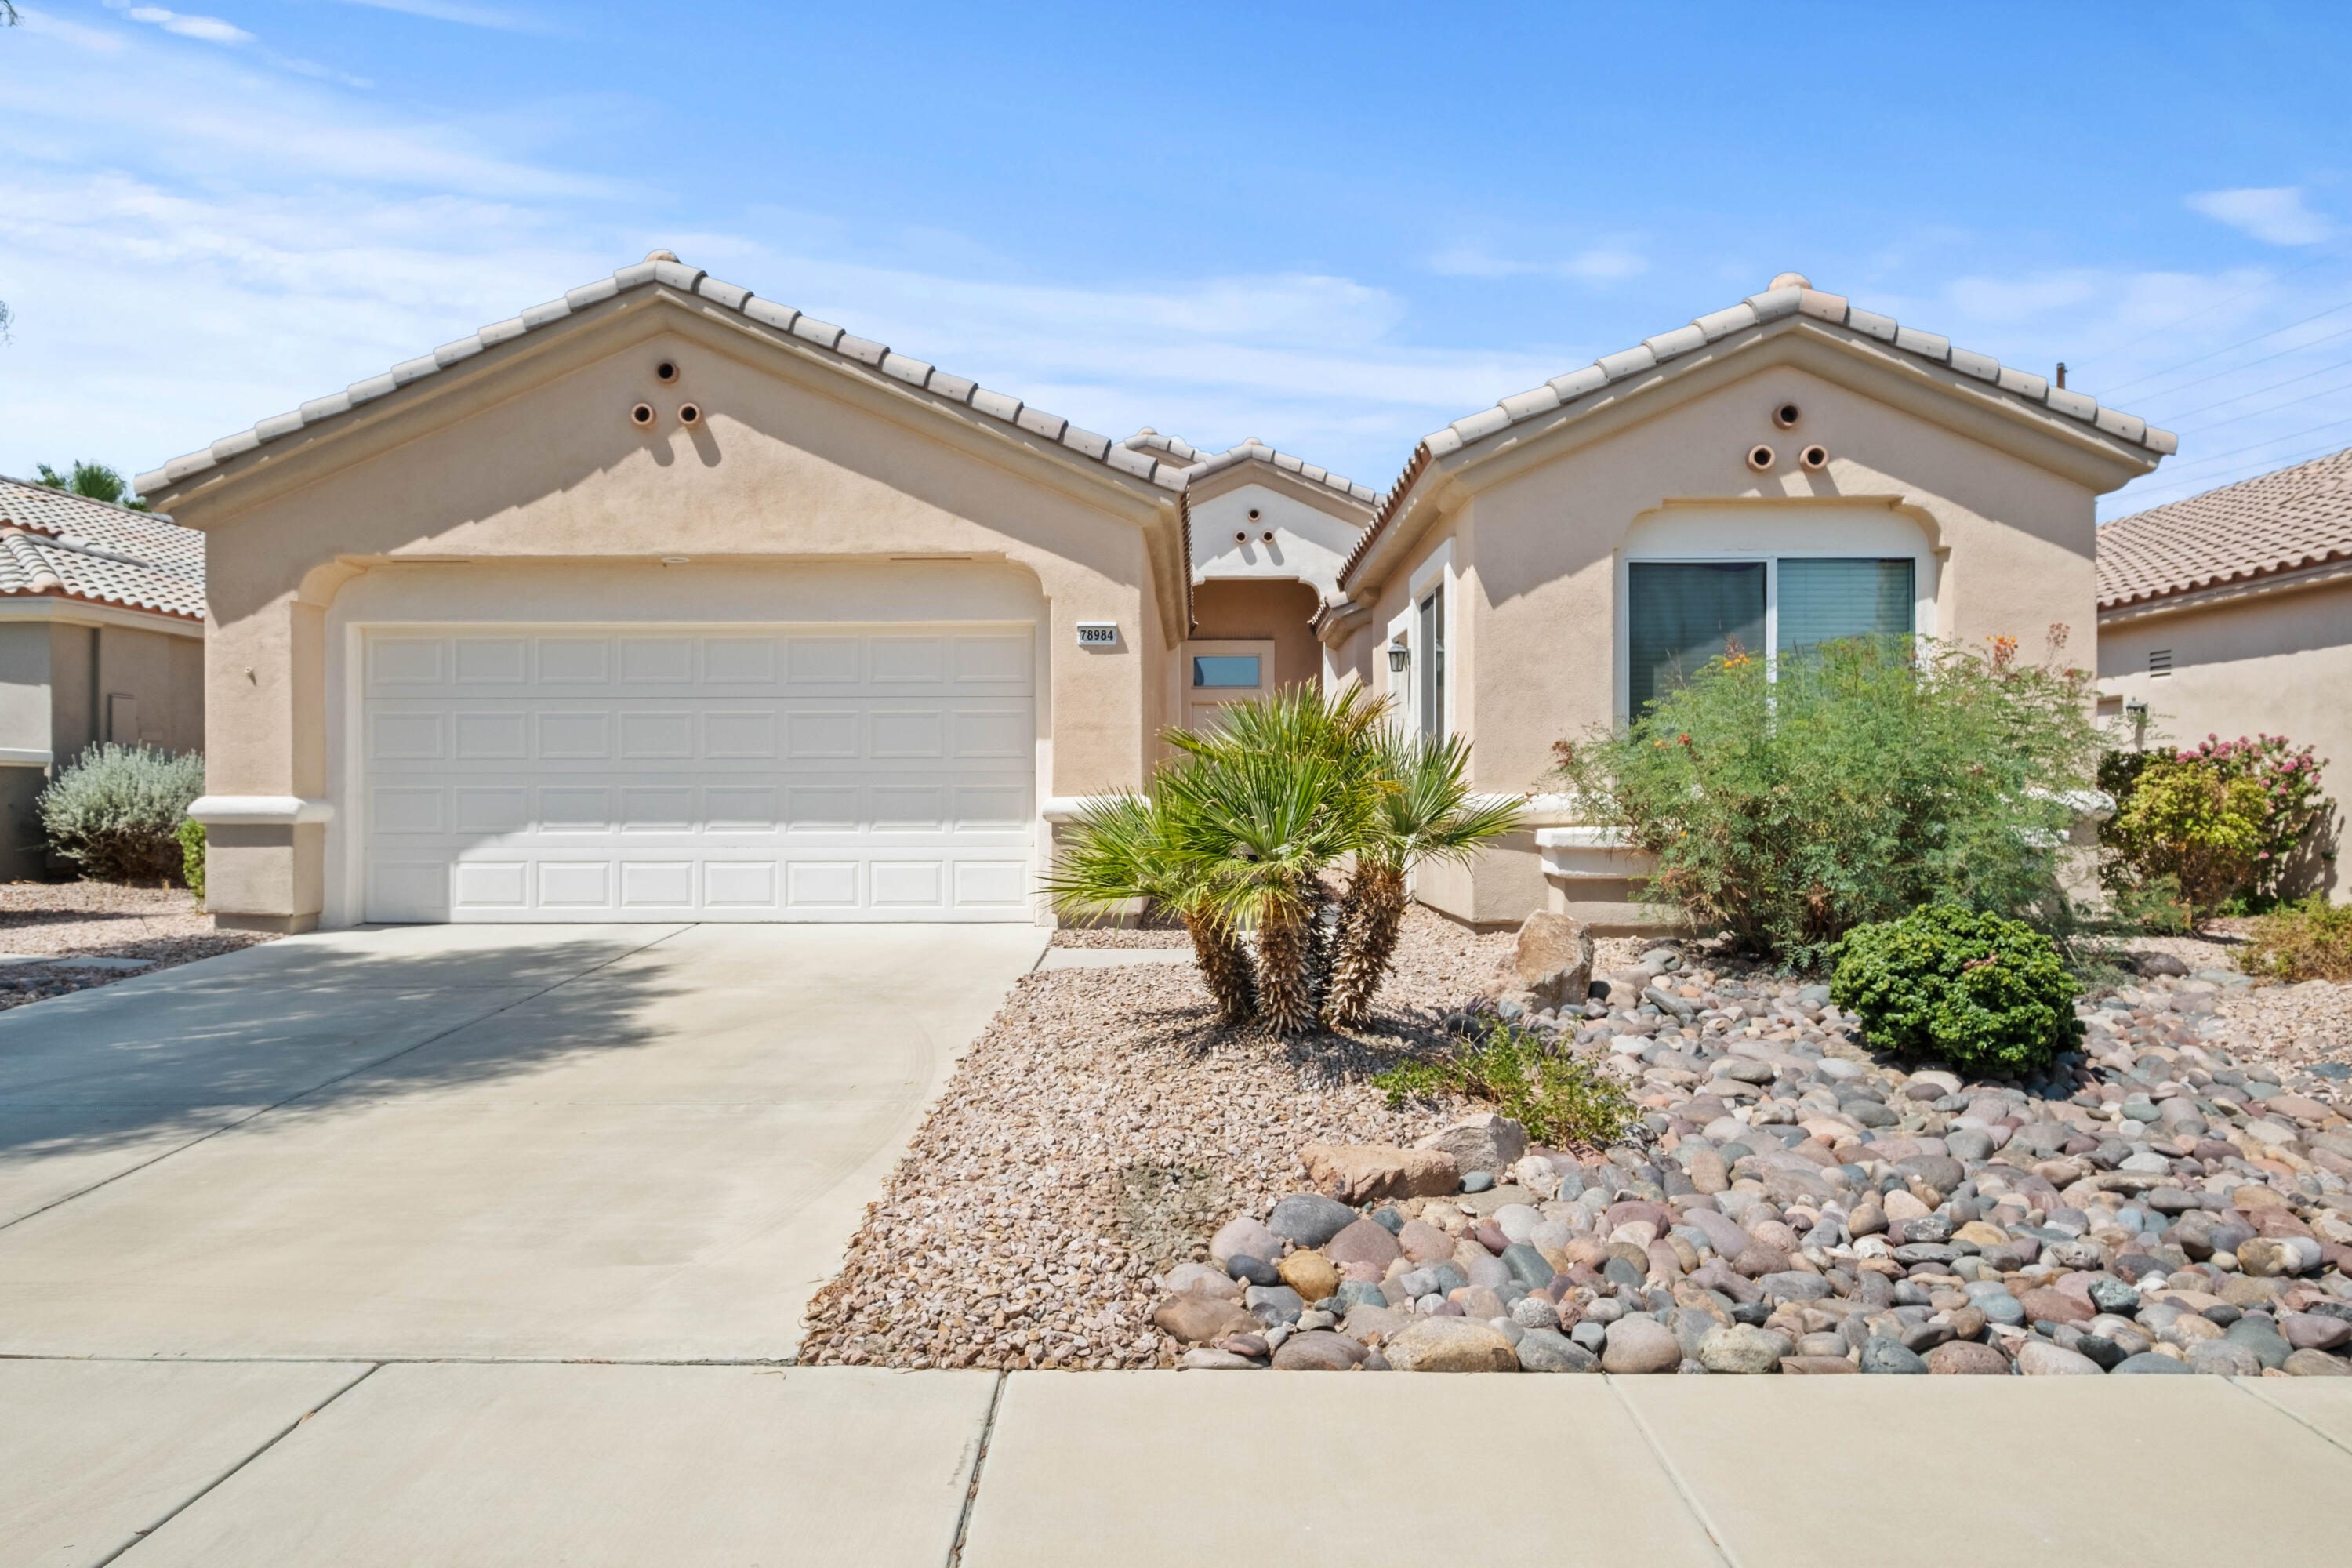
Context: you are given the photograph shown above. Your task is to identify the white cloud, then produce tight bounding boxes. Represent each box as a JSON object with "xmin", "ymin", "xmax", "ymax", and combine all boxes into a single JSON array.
[
  {"xmin": 1427, "ymin": 241, "xmax": 1648, "ymax": 284},
  {"xmin": 124, "ymin": 6, "xmax": 254, "ymax": 44},
  {"xmin": 330, "ymin": 0, "xmax": 551, "ymax": 33},
  {"xmin": 2186, "ymin": 187, "xmax": 2332, "ymax": 246}
]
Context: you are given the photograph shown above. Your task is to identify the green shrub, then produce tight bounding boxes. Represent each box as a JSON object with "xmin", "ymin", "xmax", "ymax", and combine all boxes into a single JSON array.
[
  {"xmin": 2244, "ymin": 895, "xmax": 2352, "ymax": 982},
  {"xmin": 1373, "ymin": 1018, "xmax": 1637, "ymax": 1148},
  {"xmin": 179, "ymin": 818, "xmax": 207, "ymax": 902},
  {"xmin": 1829, "ymin": 904, "xmax": 2084, "ymax": 1076},
  {"xmin": 37, "ymin": 743, "xmax": 206, "ymax": 883},
  {"xmin": 1555, "ymin": 635, "xmax": 2102, "ymax": 967}
]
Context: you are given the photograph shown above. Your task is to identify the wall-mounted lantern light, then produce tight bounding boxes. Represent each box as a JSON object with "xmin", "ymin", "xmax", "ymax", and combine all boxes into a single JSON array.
[
  {"xmin": 2124, "ymin": 699, "xmax": 2148, "ymax": 723},
  {"xmin": 1388, "ymin": 637, "xmax": 1410, "ymax": 673}
]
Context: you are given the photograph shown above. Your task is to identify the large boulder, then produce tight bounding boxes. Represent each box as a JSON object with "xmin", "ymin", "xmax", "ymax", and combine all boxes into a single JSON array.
[
  {"xmin": 1382, "ymin": 1316, "xmax": 1520, "ymax": 1373},
  {"xmin": 1416, "ymin": 1114, "xmax": 1528, "ymax": 1180},
  {"xmin": 1483, "ymin": 912, "xmax": 1595, "ymax": 1011},
  {"xmin": 1300, "ymin": 1143, "xmax": 1460, "ymax": 1205}
]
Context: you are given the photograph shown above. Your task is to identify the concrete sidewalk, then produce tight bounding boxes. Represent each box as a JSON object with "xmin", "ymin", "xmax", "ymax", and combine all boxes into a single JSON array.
[{"xmin": 5, "ymin": 1363, "xmax": 2346, "ymax": 1566}]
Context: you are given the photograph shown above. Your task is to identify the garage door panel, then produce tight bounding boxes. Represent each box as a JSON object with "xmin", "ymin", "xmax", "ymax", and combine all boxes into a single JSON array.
[{"xmin": 361, "ymin": 623, "xmax": 1035, "ymax": 922}]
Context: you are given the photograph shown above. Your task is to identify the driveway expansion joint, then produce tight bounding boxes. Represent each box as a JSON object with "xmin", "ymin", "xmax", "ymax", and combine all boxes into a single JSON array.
[
  {"xmin": 946, "ymin": 1370, "xmax": 1007, "ymax": 1567},
  {"xmin": 1606, "ymin": 1377, "xmax": 1744, "ymax": 1568}
]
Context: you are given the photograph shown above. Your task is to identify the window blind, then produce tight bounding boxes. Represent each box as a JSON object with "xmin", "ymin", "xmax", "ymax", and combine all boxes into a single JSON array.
[
  {"xmin": 1777, "ymin": 558, "xmax": 1914, "ymax": 654},
  {"xmin": 1626, "ymin": 562, "xmax": 1765, "ymax": 713}
]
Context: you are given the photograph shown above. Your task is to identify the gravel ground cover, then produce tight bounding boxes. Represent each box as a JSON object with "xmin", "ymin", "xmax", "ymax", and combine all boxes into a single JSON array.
[
  {"xmin": 0, "ymin": 882, "xmax": 270, "ymax": 1011},
  {"xmin": 806, "ymin": 908, "xmax": 2352, "ymax": 1375}
]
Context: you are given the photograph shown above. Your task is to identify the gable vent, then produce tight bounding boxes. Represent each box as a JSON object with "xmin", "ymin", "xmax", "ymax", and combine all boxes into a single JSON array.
[{"xmin": 2148, "ymin": 648, "xmax": 2173, "ymax": 677}]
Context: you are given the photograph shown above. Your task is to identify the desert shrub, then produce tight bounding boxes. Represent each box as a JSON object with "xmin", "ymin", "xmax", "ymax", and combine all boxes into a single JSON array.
[
  {"xmin": 1555, "ymin": 635, "xmax": 2101, "ymax": 967},
  {"xmin": 2102, "ymin": 734, "xmax": 2332, "ymax": 914},
  {"xmin": 2243, "ymin": 895, "xmax": 2352, "ymax": 982},
  {"xmin": 1829, "ymin": 904, "xmax": 2084, "ymax": 1076},
  {"xmin": 179, "ymin": 818, "xmax": 207, "ymax": 902},
  {"xmin": 37, "ymin": 743, "xmax": 206, "ymax": 883},
  {"xmin": 1373, "ymin": 1018, "xmax": 1636, "ymax": 1148}
]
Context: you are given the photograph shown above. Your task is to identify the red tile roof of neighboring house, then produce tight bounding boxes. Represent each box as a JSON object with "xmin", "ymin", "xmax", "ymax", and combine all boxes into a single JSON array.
[
  {"xmin": 0, "ymin": 477, "xmax": 205, "ymax": 622},
  {"xmin": 2096, "ymin": 445, "xmax": 2352, "ymax": 612}
]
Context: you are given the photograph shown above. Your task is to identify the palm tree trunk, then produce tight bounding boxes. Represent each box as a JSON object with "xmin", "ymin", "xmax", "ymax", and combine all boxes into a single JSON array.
[
  {"xmin": 1252, "ymin": 898, "xmax": 1319, "ymax": 1036},
  {"xmin": 1324, "ymin": 862, "xmax": 1406, "ymax": 1029},
  {"xmin": 1183, "ymin": 910, "xmax": 1256, "ymax": 1027}
]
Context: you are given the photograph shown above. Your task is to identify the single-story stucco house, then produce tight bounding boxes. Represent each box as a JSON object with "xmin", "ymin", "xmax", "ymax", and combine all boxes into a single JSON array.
[
  {"xmin": 139, "ymin": 258, "xmax": 2173, "ymax": 934},
  {"xmin": 2096, "ymin": 446, "xmax": 2350, "ymax": 902},
  {"xmin": 0, "ymin": 476, "xmax": 207, "ymax": 879},
  {"xmin": 1317, "ymin": 274, "xmax": 2174, "ymax": 930}
]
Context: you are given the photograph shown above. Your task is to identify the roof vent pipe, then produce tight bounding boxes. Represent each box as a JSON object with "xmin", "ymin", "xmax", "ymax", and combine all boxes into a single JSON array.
[{"xmin": 2056, "ymin": 362, "xmax": 2067, "ymax": 390}]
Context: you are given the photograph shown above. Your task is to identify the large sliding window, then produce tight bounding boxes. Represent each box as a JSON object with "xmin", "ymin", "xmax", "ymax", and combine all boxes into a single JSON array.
[{"xmin": 1626, "ymin": 556, "xmax": 1915, "ymax": 715}]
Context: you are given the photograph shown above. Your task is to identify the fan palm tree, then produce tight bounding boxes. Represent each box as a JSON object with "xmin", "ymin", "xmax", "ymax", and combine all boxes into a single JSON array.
[
  {"xmin": 1045, "ymin": 684, "xmax": 1521, "ymax": 1036},
  {"xmin": 1323, "ymin": 728, "xmax": 1525, "ymax": 1028},
  {"xmin": 1040, "ymin": 789, "xmax": 1254, "ymax": 1023}
]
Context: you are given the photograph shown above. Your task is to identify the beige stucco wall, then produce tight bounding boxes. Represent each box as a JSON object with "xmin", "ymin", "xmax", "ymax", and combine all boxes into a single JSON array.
[
  {"xmin": 1189, "ymin": 578, "xmax": 1323, "ymax": 691},
  {"xmin": 2099, "ymin": 574, "xmax": 2351, "ymax": 902},
  {"xmin": 1332, "ymin": 354, "xmax": 2131, "ymax": 927},
  {"xmin": 154, "ymin": 292, "xmax": 1184, "ymax": 930},
  {"xmin": 1188, "ymin": 472, "xmax": 1368, "ymax": 603}
]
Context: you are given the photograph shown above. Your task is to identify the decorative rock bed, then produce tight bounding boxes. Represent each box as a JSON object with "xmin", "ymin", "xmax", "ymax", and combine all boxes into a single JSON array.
[{"xmin": 1154, "ymin": 948, "xmax": 2352, "ymax": 1374}]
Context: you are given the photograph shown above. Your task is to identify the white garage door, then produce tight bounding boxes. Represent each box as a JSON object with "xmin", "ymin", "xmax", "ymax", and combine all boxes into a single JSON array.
[{"xmin": 359, "ymin": 623, "xmax": 1036, "ymax": 922}]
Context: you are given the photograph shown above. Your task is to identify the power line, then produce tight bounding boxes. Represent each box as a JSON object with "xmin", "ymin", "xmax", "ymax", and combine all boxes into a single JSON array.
[
  {"xmin": 2168, "ymin": 371, "xmax": 2352, "ymax": 438},
  {"xmin": 2069, "ymin": 246, "xmax": 2352, "ymax": 371},
  {"xmin": 2143, "ymin": 413, "xmax": 2352, "ymax": 476},
  {"xmin": 2155, "ymin": 347, "xmax": 2352, "ymax": 424},
  {"xmin": 2096, "ymin": 293, "xmax": 2352, "ymax": 400},
  {"xmin": 2107, "ymin": 429, "xmax": 2352, "ymax": 512}
]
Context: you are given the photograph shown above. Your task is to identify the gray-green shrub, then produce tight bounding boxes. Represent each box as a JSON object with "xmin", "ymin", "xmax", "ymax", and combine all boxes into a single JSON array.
[
  {"xmin": 38, "ymin": 743, "xmax": 206, "ymax": 883},
  {"xmin": 1554, "ymin": 634, "xmax": 2102, "ymax": 967}
]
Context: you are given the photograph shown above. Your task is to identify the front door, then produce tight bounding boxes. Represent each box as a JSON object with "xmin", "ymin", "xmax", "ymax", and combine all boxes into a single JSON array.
[{"xmin": 1182, "ymin": 639, "xmax": 1273, "ymax": 731}]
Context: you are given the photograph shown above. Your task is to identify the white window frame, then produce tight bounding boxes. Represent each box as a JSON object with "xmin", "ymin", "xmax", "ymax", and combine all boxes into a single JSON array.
[
  {"xmin": 1614, "ymin": 547, "xmax": 1936, "ymax": 724},
  {"xmin": 1388, "ymin": 540, "xmax": 1455, "ymax": 736}
]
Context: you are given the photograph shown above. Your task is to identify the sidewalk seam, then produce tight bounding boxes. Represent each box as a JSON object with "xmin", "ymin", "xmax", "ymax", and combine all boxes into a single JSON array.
[
  {"xmin": 0, "ymin": 927, "xmax": 690, "ymax": 1237},
  {"xmin": 2228, "ymin": 1376, "xmax": 2352, "ymax": 1461},
  {"xmin": 1606, "ymin": 1377, "xmax": 1744, "ymax": 1568},
  {"xmin": 945, "ymin": 1369, "xmax": 1007, "ymax": 1567},
  {"xmin": 93, "ymin": 1361, "xmax": 381, "ymax": 1566}
]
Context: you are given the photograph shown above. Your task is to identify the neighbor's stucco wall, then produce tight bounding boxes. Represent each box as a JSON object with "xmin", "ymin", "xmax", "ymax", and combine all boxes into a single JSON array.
[
  {"xmin": 2099, "ymin": 575, "xmax": 2352, "ymax": 902},
  {"xmin": 172, "ymin": 307, "xmax": 1181, "ymax": 929},
  {"xmin": 1334, "ymin": 361, "xmax": 2111, "ymax": 927}
]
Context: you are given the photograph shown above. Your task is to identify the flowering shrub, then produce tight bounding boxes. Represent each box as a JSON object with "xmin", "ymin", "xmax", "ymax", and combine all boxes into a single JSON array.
[{"xmin": 2101, "ymin": 732, "xmax": 2332, "ymax": 916}]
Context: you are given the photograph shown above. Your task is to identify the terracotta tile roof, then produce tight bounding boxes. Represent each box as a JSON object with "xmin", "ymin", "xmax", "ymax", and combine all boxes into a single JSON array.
[
  {"xmin": 0, "ymin": 477, "xmax": 205, "ymax": 622},
  {"xmin": 1339, "ymin": 278, "xmax": 2176, "ymax": 591},
  {"xmin": 2096, "ymin": 445, "xmax": 2352, "ymax": 612},
  {"xmin": 1124, "ymin": 430, "xmax": 1378, "ymax": 506},
  {"xmin": 138, "ymin": 252, "xmax": 1196, "ymax": 500}
]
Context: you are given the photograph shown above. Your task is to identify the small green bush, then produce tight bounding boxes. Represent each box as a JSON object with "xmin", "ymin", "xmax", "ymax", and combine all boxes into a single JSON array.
[
  {"xmin": 179, "ymin": 818, "xmax": 207, "ymax": 902},
  {"xmin": 1374, "ymin": 1018, "xmax": 1637, "ymax": 1148},
  {"xmin": 2101, "ymin": 734, "xmax": 2334, "ymax": 916},
  {"xmin": 2244, "ymin": 895, "xmax": 2352, "ymax": 982},
  {"xmin": 1830, "ymin": 905, "xmax": 2083, "ymax": 1077},
  {"xmin": 37, "ymin": 743, "xmax": 206, "ymax": 883}
]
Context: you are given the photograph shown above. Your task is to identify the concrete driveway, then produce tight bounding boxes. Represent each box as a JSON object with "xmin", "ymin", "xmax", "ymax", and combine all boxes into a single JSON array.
[{"xmin": 0, "ymin": 921, "xmax": 1045, "ymax": 1362}]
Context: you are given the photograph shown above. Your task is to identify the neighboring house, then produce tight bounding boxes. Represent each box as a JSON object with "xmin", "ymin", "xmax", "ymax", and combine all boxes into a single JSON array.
[
  {"xmin": 1124, "ymin": 431, "xmax": 1375, "ymax": 728},
  {"xmin": 1318, "ymin": 274, "xmax": 2172, "ymax": 931},
  {"xmin": 0, "ymin": 476, "xmax": 206, "ymax": 880},
  {"xmin": 2096, "ymin": 446, "xmax": 2352, "ymax": 902},
  {"xmin": 136, "ymin": 258, "xmax": 2174, "ymax": 935}
]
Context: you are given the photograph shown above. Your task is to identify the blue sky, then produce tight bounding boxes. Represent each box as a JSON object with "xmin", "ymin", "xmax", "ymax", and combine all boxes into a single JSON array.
[{"xmin": 3, "ymin": 2, "xmax": 2350, "ymax": 517}]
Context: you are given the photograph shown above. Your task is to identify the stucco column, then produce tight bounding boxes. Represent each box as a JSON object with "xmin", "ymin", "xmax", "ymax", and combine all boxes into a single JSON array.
[{"xmin": 191, "ymin": 589, "xmax": 331, "ymax": 933}]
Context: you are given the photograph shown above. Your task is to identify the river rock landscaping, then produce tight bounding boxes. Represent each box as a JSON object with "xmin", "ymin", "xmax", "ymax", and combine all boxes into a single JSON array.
[{"xmin": 801, "ymin": 912, "xmax": 2352, "ymax": 1376}]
